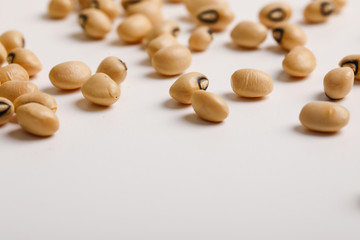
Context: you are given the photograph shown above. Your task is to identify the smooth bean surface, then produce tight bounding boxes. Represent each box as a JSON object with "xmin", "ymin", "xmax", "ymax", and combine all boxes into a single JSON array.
[
  {"xmin": 0, "ymin": 64, "xmax": 29, "ymax": 85},
  {"xmin": 259, "ymin": 2, "xmax": 292, "ymax": 28},
  {"xmin": 231, "ymin": 21, "xmax": 267, "ymax": 49},
  {"xmin": 97, "ymin": 56, "xmax": 127, "ymax": 84},
  {"xmin": 7, "ymin": 48, "xmax": 42, "ymax": 77},
  {"xmin": 282, "ymin": 46, "xmax": 316, "ymax": 77},
  {"xmin": 0, "ymin": 30, "xmax": 24, "ymax": 53},
  {"xmin": 189, "ymin": 26, "xmax": 213, "ymax": 51},
  {"xmin": 13, "ymin": 92, "xmax": 57, "ymax": 112},
  {"xmin": 324, "ymin": 67, "xmax": 354, "ymax": 100},
  {"xmin": 0, "ymin": 81, "xmax": 38, "ymax": 102},
  {"xmin": 79, "ymin": 8, "xmax": 112, "ymax": 39},
  {"xmin": 272, "ymin": 22, "xmax": 306, "ymax": 51}
]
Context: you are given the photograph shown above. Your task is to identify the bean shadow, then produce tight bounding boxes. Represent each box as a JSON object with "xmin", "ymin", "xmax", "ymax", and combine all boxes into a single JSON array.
[
  {"xmin": 314, "ymin": 92, "xmax": 342, "ymax": 102},
  {"xmin": 183, "ymin": 113, "xmax": 221, "ymax": 126},
  {"xmin": 265, "ymin": 45, "xmax": 287, "ymax": 55},
  {"xmin": 109, "ymin": 38, "xmax": 137, "ymax": 47},
  {"xmin": 293, "ymin": 125, "xmax": 339, "ymax": 137},
  {"xmin": 75, "ymin": 99, "xmax": 111, "ymax": 112},
  {"xmin": 140, "ymin": 58, "xmax": 152, "ymax": 67},
  {"xmin": 178, "ymin": 15, "xmax": 193, "ymax": 24},
  {"xmin": 7, "ymin": 129, "xmax": 51, "ymax": 141},
  {"xmin": 224, "ymin": 42, "xmax": 259, "ymax": 52},
  {"xmin": 276, "ymin": 70, "xmax": 306, "ymax": 82},
  {"xmin": 222, "ymin": 92, "xmax": 266, "ymax": 103},
  {"xmin": 145, "ymin": 72, "xmax": 175, "ymax": 80},
  {"xmin": 163, "ymin": 99, "xmax": 189, "ymax": 109},
  {"xmin": 42, "ymin": 86, "xmax": 79, "ymax": 96},
  {"xmin": 70, "ymin": 32, "xmax": 98, "ymax": 42},
  {"xmin": 353, "ymin": 80, "xmax": 360, "ymax": 86}
]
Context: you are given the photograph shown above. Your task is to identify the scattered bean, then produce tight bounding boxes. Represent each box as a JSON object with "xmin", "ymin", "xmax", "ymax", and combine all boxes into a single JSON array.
[
  {"xmin": 185, "ymin": 0, "xmax": 227, "ymax": 15},
  {"xmin": 145, "ymin": 20, "xmax": 180, "ymax": 43},
  {"xmin": 272, "ymin": 22, "xmax": 306, "ymax": 51},
  {"xmin": 189, "ymin": 26, "xmax": 213, "ymax": 51},
  {"xmin": 146, "ymin": 33, "xmax": 179, "ymax": 59},
  {"xmin": 97, "ymin": 56, "xmax": 127, "ymax": 84},
  {"xmin": 258, "ymin": 2, "xmax": 292, "ymax": 28},
  {"xmin": 7, "ymin": 48, "xmax": 42, "ymax": 77},
  {"xmin": 117, "ymin": 14, "xmax": 153, "ymax": 43},
  {"xmin": 169, "ymin": 72, "xmax": 209, "ymax": 104},
  {"xmin": 127, "ymin": 1, "xmax": 163, "ymax": 25},
  {"xmin": 0, "ymin": 30, "xmax": 25, "ymax": 53},
  {"xmin": 81, "ymin": 73, "xmax": 121, "ymax": 106},
  {"xmin": 0, "ymin": 64, "xmax": 29, "ymax": 85},
  {"xmin": 230, "ymin": 21, "xmax": 267, "ymax": 49},
  {"xmin": 0, "ymin": 81, "xmax": 38, "ymax": 102},
  {"xmin": 49, "ymin": 61, "xmax": 92, "ymax": 90},
  {"xmin": 13, "ymin": 92, "xmax": 57, "ymax": 112},
  {"xmin": 87, "ymin": 0, "xmax": 120, "ymax": 20},
  {"xmin": 0, "ymin": 97, "xmax": 14, "ymax": 125},
  {"xmin": 339, "ymin": 55, "xmax": 360, "ymax": 80},
  {"xmin": 323, "ymin": 67, "xmax": 354, "ymax": 100},
  {"xmin": 304, "ymin": 0, "xmax": 335, "ymax": 23},
  {"xmin": 191, "ymin": 90, "xmax": 229, "ymax": 122},
  {"xmin": 299, "ymin": 101, "xmax": 350, "ymax": 132},
  {"xmin": 194, "ymin": 4, "xmax": 234, "ymax": 32},
  {"xmin": 79, "ymin": 8, "xmax": 112, "ymax": 39},
  {"xmin": 282, "ymin": 46, "xmax": 316, "ymax": 77},
  {"xmin": 48, "ymin": 0, "xmax": 74, "ymax": 19}
]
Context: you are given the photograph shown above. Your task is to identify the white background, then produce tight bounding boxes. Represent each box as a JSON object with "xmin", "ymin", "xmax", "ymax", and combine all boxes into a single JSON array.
[{"xmin": 1, "ymin": 0, "xmax": 360, "ymax": 239}]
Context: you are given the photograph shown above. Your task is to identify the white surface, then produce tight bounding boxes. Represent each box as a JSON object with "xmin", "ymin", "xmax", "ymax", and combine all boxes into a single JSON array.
[{"xmin": 1, "ymin": 0, "xmax": 360, "ymax": 239}]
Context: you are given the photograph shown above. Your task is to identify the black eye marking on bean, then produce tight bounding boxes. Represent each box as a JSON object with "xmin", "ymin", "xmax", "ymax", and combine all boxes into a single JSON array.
[
  {"xmin": 172, "ymin": 27, "xmax": 180, "ymax": 37},
  {"xmin": 7, "ymin": 52, "xmax": 16, "ymax": 63},
  {"xmin": 0, "ymin": 102, "xmax": 11, "ymax": 117},
  {"xmin": 197, "ymin": 76, "xmax": 209, "ymax": 90},
  {"xmin": 198, "ymin": 10, "xmax": 219, "ymax": 24},
  {"xmin": 208, "ymin": 28, "xmax": 214, "ymax": 39},
  {"xmin": 119, "ymin": 59, "xmax": 128, "ymax": 71},
  {"xmin": 89, "ymin": 0, "xmax": 100, "ymax": 9},
  {"xmin": 272, "ymin": 28, "xmax": 284, "ymax": 44},
  {"xmin": 341, "ymin": 60, "xmax": 359, "ymax": 75},
  {"xmin": 267, "ymin": 8, "xmax": 286, "ymax": 22},
  {"xmin": 124, "ymin": 0, "xmax": 141, "ymax": 9},
  {"xmin": 79, "ymin": 14, "xmax": 88, "ymax": 29},
  {"xmin": 324, "ymin": 92, "xmax": 337, "ymax": 101},
  {"xmin": 321, "ymin": 2, "xmax": 334, "ymax": 16}
]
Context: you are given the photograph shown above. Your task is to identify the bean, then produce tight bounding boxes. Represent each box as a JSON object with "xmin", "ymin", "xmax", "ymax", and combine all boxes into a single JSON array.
[
  {"xmin": 339, "ymin": 55, "xmax": 360, "ymax": 80},
  {"xmin": 79, "ymin": 0, "xmax": 91, "ymax": 8},
  {"xmin": 272, "ymin": 22, "xmax": 306, "ymax": 51},
  {"xmin": 191, "ymin": 90, "xmax": 229, "ymax": 123},
  {"xmin": 0, "ymin": 81, "xmax": 38, "ymax": 102},
  {"xmin": 49, "ymin": 61, "xmax": 91, "ymax": 90},
  {"xmin": 0, "ymin": 64, "xmax": 29, "ymax": 85},
  {"xmin": 16, "ymin": 103, "xmax": 59, "ymax": 137},
  {"xmin": 169, "ymin": 72, "xmax": 209, "ymax": 104},
  {"xmin": 13, "ymin": 92, "xmax": 57, "ymax": 112},
  {"xmin": 304, "ymin": 0, "xmax": 335, "ymax": 23},
  {"xmin": 323, "ymin": 67, "xmax": 354, "ymax": 100},
  {"xmin": 231, "ymin": 69, "xmax": 273, "ymax": 98},
  {"xmin": 282, "ymin": 46, "xmax": 316, "ymax": 77},
  {"xmin": 48, "ymin": 0, "xmax": 74, "ymax": 19},
  {"xmin": 299, "ymin": 101, "xmax": 349, "ymax": 132},
  {"xmin": 7, "ymin": 48, "xmax": 42, "ymax": 77},
  {"xmin": 127, "ymin": 1, "xmax": 163, "ymax": 25},
  {"xmin": 145, "ymin": 20, "xmax": 180, "ymax": 43},
  {"xmin": 79, "ymin": 8, "xmax": 112, "ymax": 39},
  {"xmin": 0, "ymin": 42, "xmax": 6, "ymax": 66},
  {"xmin": 189, "ymin": 26, "xmax": 213, "ymax": 51},
  {"xmin": 258, "ymin": 2, "xmax": 292, "ymax": 28},
  {"xmin": 81, "ymin": 73, "xmax": 121, "ymax": 106},
  {"xmin": 194, "ymin": 4, "xmax": 234, "ymax": 32},
  {"xmin": 185, "ymin": 0, "xmax": 227, "ymax": 15},
  {"xmin": 333, "ymin": 0, "xmax": 346, "ymax": 10},
  {"xmin": 117, "ymin": 14, "xmax": 152, "ymax": 43},
  {"xmin": 230, "ymin": 21, "xmax": 267, "ymax": 49},
  {"xmin": 121, "ymin": 0, "xmax": 162, "ymax": 10},
  {"xmin": 87, "ymin": 0, "xmax": 120, "ymax": 20},
  {"xmin": 146, "ymin": 33, "xmax": 179, "ymax": 59},
  {"xmin": 0, "ymin": 30, "xmax": 25, "ymax": 53},
  {"xmin": 0, "ymin": 97, "xmax": 14, "ymax": 125},
  {"xmin": 152, "ymin": 45, "xmax": 192, "ymax": 76},
  {"xmin": 97, "ymin": 56, "xmax": 127, "ymax": 84}
]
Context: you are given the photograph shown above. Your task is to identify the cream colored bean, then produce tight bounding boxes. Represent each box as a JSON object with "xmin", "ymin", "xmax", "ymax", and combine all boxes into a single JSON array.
[
  {"xmin": 339, "ymin": 55, "xmax": 360, "ymax": 80},
  {"xmin": 0, "ymin": 64, "xmax": 29, "ymax": 85},
  {"xmin": 231, "ymin": 69, "xmax": 273, "ymax": 98},
  {"xmin": 7, "ymin": 48, "xmax": 42, "ymax": 77},
  {"xmin": 282, "ymin": 46, "xmax": 316, "ymax": 77},
  {"xmin": 146, "ymin": 33, "xmax": 179, "ymax": 59},
  {"xmin": 333, "ymin": 0, "xmax": 346, "ymax": 10},
  {"xmin": 189, "ymin": 26, "xmax": 213, "ymax": 51},
  {"xmin": 117, "ymin": 14, "xmax": 152, "ymax": 43},
  {"xmin": 0, "ymin": 30, "xmax": 24, "ymax": 53},
  {"xmin": 0, "ymin": 97, "xmax": 14, "ymax": 125},
  {"xmin": 121, "ymin": 0, "xmax": 162, "ymax": 10},
  {"xmin": 0, "ymin": 42, "xmax": 6, "ymax": 66},
  {"xmin": 258, "ymin": 2, "xmax": 292, "ymax": 28},
  {"xmin": 0, "ymin": 81, "xmax": 38, "ymax": 102},
  {"xmin": 185, "ymin": 0, "xmax": 227, "ymax": 15},
  {"xmin": 145, "ymin": 20, "xmax": 180, "ymax": 43},
  {"xmin": 304, "ymin": 0, "xmax": 335, "ymax": 23},
  {"xmin": 324, "ymin": 67, "xmax": 354, "ymax": 100},
  {"xmin": 49, "ymin": 61, "xmax": 92, "ymax": 90},
  {"xmin": 13, "ymin": 92, "xmax": 57, "ymax": 112},
  {"xmin": 194, "ymin": 4, "xmax": 234, "ymax": 32},
  {"xmin": 81, "ymin": 73, "xmax": 121, "ymax": 106},
  {"xmin": 230, "ymin": 21, "xmax": 268, "ymax": 49},
  {"xmin": 87, "ymin": 0, "xmax": 120, "ymax": 20},
  {"xmin": 152, "ymin": 45, "xmax": 192, "ymax": 76},
  {"xmin": 127, "ymin": 1, "xmax": 163, "ymax": 25},
  {"xmin": 48, "ymin": 0, "xmax": 74, "ymax": 19},
  {"xmin": 17, "ymin": 103, "xmax": 59, "ymax": 137},
  {"xmin": 97, "ymin": 56, "xmax": 127, "ymax": 84},
  {"xmin": 272, "ymin": 22, "xmax": 306, "ymax": 51},
  {"xmin": 169, "ymin": 72, "xmax": 209, "ymax": 104},
  {"xmin": 79, "ymin": 8, "xmax": 112, "ymax": 39},
  {"xmin": 191, "ymin": 90, "xmax": 229, "ymax": 122},
  {"xmin": 299, "ymin": 101, "xmax": 350, "ymax": 132}
]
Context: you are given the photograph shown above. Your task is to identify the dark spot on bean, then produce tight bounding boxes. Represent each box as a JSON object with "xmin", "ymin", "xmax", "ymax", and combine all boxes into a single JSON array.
[
  {"xmin": 0, "ymin": 102, "xmax": 11, "ymax": 117},
  {"xmin": 341, "ymin": 60, "xmax": 359, "ymax": 75},
  {"xmin": 198, "ymin": 10, "xmax": 219, "ymax": 24},
  {"xmin": 124, "ymin": 0, "xmax": 141, "ymax": 9},
  {"xmin": 267, "ymin": 8, "xmax": 286, "ymax": 22},
  {"xmin": 22, "ymin": 37, "xmax": 25, "ymax": 47},
  {"xmin": 7, "ymin": 52, "xmax": 16, "ymax": 63},
  {"xmin": 272, "ymin": 28, "xmax": 284, "ymax": 44},
  {"xmin": 89, "ymin": 0, "xmax": 100, "ymax": 9},
  {"xmin": 119, "ymin": 59, "xmax": 128, "ymax": 71},
  {"xmin": 197, "ymin": 76, "xmax": 209, "ymax": 90},
  {"xmin": 325, "ymin": 92, "xmax": 337, "ymax": 101},
  {"xmin": 172, "ymin": 27, "xmax": 180, "ymax": 37},
  {"xmin": 321, "ymin": 2, "xmax": 334, "ymax": 16},
  {"xmin": 79, "ymin": 14, "xmax": 88, "ymax": 30}
]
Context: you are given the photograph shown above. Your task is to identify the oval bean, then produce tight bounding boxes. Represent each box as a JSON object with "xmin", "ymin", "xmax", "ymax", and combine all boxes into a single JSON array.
[
  {"xmin": 231, "ymin": 21, "xmax": 267, "ymax": 49},
  {"xmin": 79, "ymin": 8, "xmax": 112, "ymax": 39},
  {"xmin": 7, "ymin": 48, "xmax": 42, "ymax": 77},
  {"xmin": 282, "ymin": 46, "xmax": 316, "ymax": 77},
  {"xmin": 189, "ymin": 26, "xmax": 213, "ymax": 51},
  {"xmin": 0, "ymin": 64, "xmax": 29, "ymax": 85},
  {"xmin": 0, "ymin": 81, "xmax": 38, "ymax": 102},
  {"xmin": 259, "ymin": 2, "xmax": 292, "ymax": 28},
  {"xmin": 272, "ymin": 22, "xmax": 306, "ymax": 51},
  {"xmin": 13, "ymin": 92, "xmax": 57, "ymax": 112},
  {"xmin": 97, "ymin": 56, "xmax": 127, "ymax": 84},
  {"xmin": 0, "ymin": 30, "xmax": 25, "ymax": 53},
  {"xmin": 0, "ymin": 97, "xmax": 14, "ymax": 125},
  {"xmin": 117, "ymin": 14, "xmax": 153, "ymax": 43}
]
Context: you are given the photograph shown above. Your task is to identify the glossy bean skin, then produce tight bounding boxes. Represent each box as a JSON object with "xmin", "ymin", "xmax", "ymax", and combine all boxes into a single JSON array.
[
  {"xmin": 127, "ymin": 1, "xmax": 163, "ymax": 25},
  {"xmin": 0, "ymin": 81, "xmax": 38, "ymax": 102},
  {"xmin": 81, "ymin": 73, "xmax": 121, "ymax": 106},
  {"xmin": 97, "ymin": 56, "xmax": 127, "ymax": 84},
  {"xmin": 324, "ymin": 67, "xmax": 354, "ymax": 100},
  {"xmin": 0, "ymin": 64, "xmax": 29, "ymax": 85},
  {"xmin": 0, "ymin": 42, "xmax": 6, "ymax": 66},
  {"xmin": 169, "ymin": 72, "xmax": 209, "ymax": 104},
  {"xmin": 0, "ymin": 30, "xmax": 25, "ymax": 53},
  {"xmin": 7, "ymin": 48, "xmax": 42, "ymax": 77},
  {"xmin": 259, "ymin": 2, "xmax": 292, "ymax": 28},
  {"xmin": 194, "ymin": 4, "xmax": 234, "ymax": 32},
  {"xmin": 339, "ymin": 55, "xmax": 360, "ymax": 80},
  {"xmin": 145, "ymin": 20, "xmax": 180, "ymax": 44},
  {"xmin": 13, "ymin": 92, "xmax": 57, "ymax": 112},
  {"xmin": 146, "ymin": 33, "xmax": 179, "ymax": 59},
  {"xmin": 191, "ymin": 90, "xmax": 229, "ymax": 123},
  {"xmin": 49, "ymin": 61, "xmax": 92, "ymax": 90},
  {"xmin": 230, "ymin": 21, "xmax": 268, "ymax": 49},
  {"xmin": 189, "ymin": 26, "xmax": 213, "ymax": 51},
  {"xmin": 79, "ymin": 8, "xmax": 112, "ymax": 39},
  {"xmin": 48, "ymin": 0, "xmax": 74, "ymax": 19},
  {"xmin": 304, "ymin": 0, "xmax": 335, "ymax": 23},
  {"xmin": 117, "ymin": 14, "xmax": 153, "ymax": 43},
  {"xmin": 0, "ymin": 97, "xmax": 14, "ymax": 125},
  {"xmin": 16, "ymin": 103, "xmax": 59, "ymax": 137},
  {"xmin": 272, "ymin": 22, "xmax": 306, "ymax": 51},
  {"xmin": 282, "ymin": 46, "xmax": 316, "ymax": 77},
  {"xmin": 299, "ymin": 101, "xmax": 350, "ymax": 132},
  {"xmin": 231, "ymin": 69, "xmax": 273, "ymax": 98}
]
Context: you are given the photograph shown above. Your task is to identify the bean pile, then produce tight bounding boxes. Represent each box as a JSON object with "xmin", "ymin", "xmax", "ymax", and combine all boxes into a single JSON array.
[{"xmin": 0, "ymin": 0, "xmax": 356, "ymax": 136}]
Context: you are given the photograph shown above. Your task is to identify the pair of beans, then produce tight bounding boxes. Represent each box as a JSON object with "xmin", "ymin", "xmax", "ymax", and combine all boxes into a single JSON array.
[
  {"xmin": 304, "ymin": 0, "xmax": 346, "ymax": 23},
  {"xmin": 0, "ymin": 30, "xmax": 25, "ymax": 67}
]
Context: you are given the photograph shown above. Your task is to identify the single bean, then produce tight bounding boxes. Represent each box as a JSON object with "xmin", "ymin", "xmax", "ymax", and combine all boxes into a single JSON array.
[
  {"xmin": 16, "ymin": 103, "xmax": 59, "ymax": 137},
  {"xmin": 145, "ymin": 20, "xmax": 180, "ymax": 43},
  {"xmin": 127, "ymin": 1, "xmax": 163, "ymax": 25},
  {"xmin": 117, "ymin": 14, "xmax": 153, "ymax": 43},
  {"xmin": 282, "ymin": 46, "xmax": 316, "ymax": 77},
  {"xmin": 169, "ymin": 72, "xmax": 209, "ymax": 104},
  {"xmin": 97, "ymin": 56, "xmax": 127, "ymax": 84},
  {"xmin": 189, "ymin": 26, "xmax": 213, "ymax": 51},
  {"xmin": 191, "ymin": 90, "xmax": 229, "ymax": 123},
  {"xmin": 7, "ymin": 48, "xmax": 42, "ymax": 77},
  {"xmin": 13, "ymin": 92, "xmax": 57, "ymax": 112},
  {"xmin": 339, "ymin": 55, "xmax": 360, "ymax": 80},
  {"xmin": 324, "ymin": 67, "xmax": 354, "ymax": 100},
  {"xmin": 152, "ymin": 45, "xmax": 192, "ymax": 76},
  {"xmin": 299, "ymin": 101, "xmax": 350, "ymax": 132},
  {"xmin": 258, "ymin": 2, "xmax": 292, "ymax": 28},
  {"xmin": 272, "ymin": 22, "xmax": 306, "ymax": 51},
  {"xmin": 81, "ymin": 73, "xmax": 121, "ymax": 106},
  {"xmin": 0, "ymin": 30, "xmax": 25, "ymax": 53},
  {"xmin": 230, "ymin": 21, "xmax": 267, "ymax": 49},
  {"xmin": 304, "ymin": 0, "xmax": 335, "ymax": 23},
  {"xmin": 0, "ymin": 64, "xmax": 29, "ymax": 85},
  {"xmin": 48, "ymin": 0, "xmax": 74, "ymax": 19},
  {"xmin": 0, "ymin": 81, "xmax": 38, "ymax": 102},
  {"xmin": 146, "ymin": 33, "xmax": 179, "ymax": 58},
  {"xmin": 194, "ymin": 4, "xmax": 234, "ymax": 32},
  {"xmin": 87, "ymin": 0, "xmax": 120, "ymax": 20},
  {"xmin": 79, "ymin": 8, "xmax": 112, "ymax": 39},
  {"xmin": 0, "ymin": 97, "xmax": 14, "ymax": 125}
]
